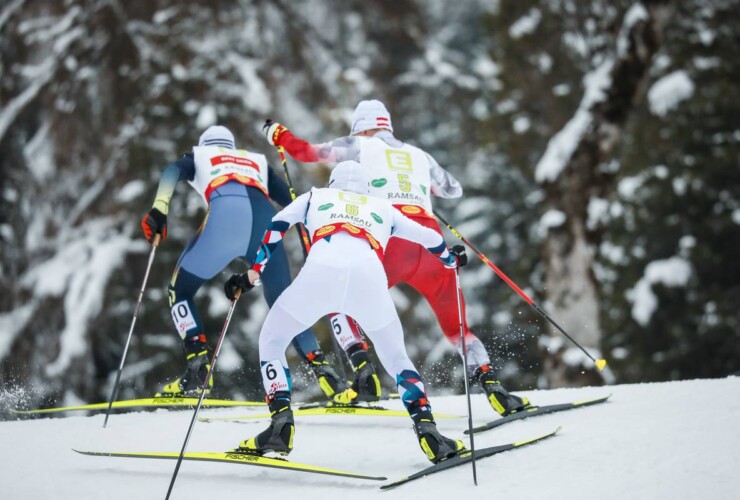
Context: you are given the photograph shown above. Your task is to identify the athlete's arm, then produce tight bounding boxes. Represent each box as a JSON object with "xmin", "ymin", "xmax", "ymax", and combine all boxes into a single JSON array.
[
  {"xmin": 266, "ymin": 165, "xmax": 294, "ymax": 207},
  {"xmin": 427, "ymin": 154, "xmax": 463, "ymax": 199},
  {"xmin": 277, "ymin": 130, "xmax": 360, "ymax": 164},
  {"xmin": 151, "ymin": 153, "xmax": 195, "ymax": 214},
  {"xmin": 251, "ymin": 192, "xmax": 312, "ymax": 273}
]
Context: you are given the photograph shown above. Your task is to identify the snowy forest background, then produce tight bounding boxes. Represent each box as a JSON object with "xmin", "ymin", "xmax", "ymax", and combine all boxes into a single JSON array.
[{"xmin": 1, "ymin": 0, "xmax": 738, "ymax": 415}]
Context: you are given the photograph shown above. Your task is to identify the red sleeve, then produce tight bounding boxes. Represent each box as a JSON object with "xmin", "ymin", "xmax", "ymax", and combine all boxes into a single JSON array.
[{"xmin": 277, "ymin": 130, "xmax": 321, "ymax": 162}]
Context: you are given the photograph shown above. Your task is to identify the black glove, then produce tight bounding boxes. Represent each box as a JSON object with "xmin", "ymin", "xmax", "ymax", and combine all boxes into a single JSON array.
[
  {"xmin": 141, "ymin": 208, "xmax": 167, "ymax": 243},
  {"xmin": 224, "ymin": 273, "xmax": 254, "ymax": 300},
  {"xmin": 451, "ymin": 244, "xmax": 468, "ymax": 267}
]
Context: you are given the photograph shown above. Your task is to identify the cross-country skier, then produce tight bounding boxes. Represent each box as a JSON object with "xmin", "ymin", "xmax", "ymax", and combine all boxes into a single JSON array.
[
  {"xmin": 224, "ymin": 160, "xmax": 466, "ymax": 463},
  {"xmin": 140, "ymin": 125, "xmax": 346, "ymax": 399},
  {"xmin": 260, "ymin": 100, "xmax": 532, "ymax": 416}
]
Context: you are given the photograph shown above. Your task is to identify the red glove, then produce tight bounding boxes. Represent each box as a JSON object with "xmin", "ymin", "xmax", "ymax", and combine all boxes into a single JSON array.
[
  {"xmin": 263, "ymin": 119, "xmax": 289, "ymax": 146},
  {"xmin": 141, "ymin": 208, "xmax": 167, "ymax": 243}
]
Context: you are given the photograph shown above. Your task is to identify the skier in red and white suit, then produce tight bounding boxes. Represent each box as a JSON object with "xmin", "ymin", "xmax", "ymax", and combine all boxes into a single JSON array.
[{"xmin": 262, "ymin": 100, "xmax": 532, "ymax": 416}]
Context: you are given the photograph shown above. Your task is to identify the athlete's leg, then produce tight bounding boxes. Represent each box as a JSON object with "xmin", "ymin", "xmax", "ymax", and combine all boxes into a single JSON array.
[
  {"xmin": 382, "ymin": 219, "xmax": 491, "ymax": 369},
  {"xmin": 345, "ymin": 256, "xmax": 465, "ymax": 463},
  {"xmin": 248, "ymin": 194, "xmax": 348, "ymax": 397},
  {"xmin": 238, "ymin": 253, "xmax": 339, "ymax": 455},
  {"xmin": 161, "ymin": 189, "xmax": 252, "ymax": 394},
  {"xmin": 247, "ymin": 194, "xmax": 325, "ymax": 359},
  {"xmin": 388, "ymin": 218, "xmax": 530, "ymax": 415}
]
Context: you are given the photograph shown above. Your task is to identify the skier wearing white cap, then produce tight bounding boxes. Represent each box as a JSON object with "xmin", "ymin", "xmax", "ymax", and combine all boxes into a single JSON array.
[
  {"xmin": 223, "ymin": 160, "xmax": 466, "ymax": 463},
  {"xmin": 140, "ymin": 125, "xmax": 346, "ymax": 399},
  {"xmin": 261, "ymin": 101, "xmax": 533, "ymax": 417}
]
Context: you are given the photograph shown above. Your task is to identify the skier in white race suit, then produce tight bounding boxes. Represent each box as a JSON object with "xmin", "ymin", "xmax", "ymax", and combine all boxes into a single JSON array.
[{"xmin": 223, "ymin": 161, "xmax": 467, "ymax": 463}]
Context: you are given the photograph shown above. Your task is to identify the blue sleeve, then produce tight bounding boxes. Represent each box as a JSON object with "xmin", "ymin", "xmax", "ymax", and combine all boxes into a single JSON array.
[
  {"xmin": 267, "ymin": 165, "xmax": 294, "ymax": 207},
  {"xmin": 173, "ymin": 153, "xmax": 195, "ymax": 181},
  {"xmin": 152, "ymin": 153, "xmax": 195, "ymax": 214}
]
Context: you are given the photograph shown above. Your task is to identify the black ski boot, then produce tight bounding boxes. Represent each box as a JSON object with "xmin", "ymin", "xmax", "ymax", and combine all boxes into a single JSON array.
[
  {"xmin": 306, "ymin": 350, "xmax": 348, "ymax": 399},
  {"xmin": 333, "ymin": 344, "xmax": 381, "ymax": 404},
  {"xmin": 156, "ymin": 349, "xmax": 213, "ymax": 397},
  {"xmin": 412, "ymin": 411, "xmax": 465, "ymax": 463},
  {"xmin": 473, "ymin": 364, "xmax": 531, "ymax": 416},
  {"xmin": 237, "ymin": 393, "xmax": 294, "ymax": 455}
]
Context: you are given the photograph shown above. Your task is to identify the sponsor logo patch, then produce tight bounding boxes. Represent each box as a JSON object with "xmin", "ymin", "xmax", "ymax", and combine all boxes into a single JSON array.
[
  {"xmin": 342, "ymin": 223, "xmax": 361, "ymax": 234},
  {"xmin": 315, "ymin": 225, "xmax": 336, "ymax": 237},
  {"xmin": 401, "ymin": 205, "xmax": 422, "ymax": 214}
]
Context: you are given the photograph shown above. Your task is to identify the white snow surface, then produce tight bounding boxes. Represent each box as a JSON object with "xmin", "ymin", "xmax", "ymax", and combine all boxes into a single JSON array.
[{"xmin": 1, "ymin": 377, "xmax": 738, "ymax": 499}]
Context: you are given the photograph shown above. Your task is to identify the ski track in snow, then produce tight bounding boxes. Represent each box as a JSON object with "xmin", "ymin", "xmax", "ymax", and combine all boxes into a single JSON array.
[{"xmin": 1, "ymin": 377, "xmax": 738, "ymax": 500}]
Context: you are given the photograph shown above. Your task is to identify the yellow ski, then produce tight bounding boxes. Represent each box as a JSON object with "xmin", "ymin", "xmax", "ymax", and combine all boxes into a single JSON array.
[
  {"xmin": 13, "ymin": 397, "xmax": 265, "ymax": 415},
  {"xmin": 73, "ymin": 449, "xmax": 386, "ymax": 481},
  {"xmin": 199, "ymin": 405, "xmax": 463, "ymax": 422}
]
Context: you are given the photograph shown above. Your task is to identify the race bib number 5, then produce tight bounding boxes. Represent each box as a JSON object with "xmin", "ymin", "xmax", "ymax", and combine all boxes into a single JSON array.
[{"xmin": 330, "ymin": 314, "xmax": 364, "ymax": 349}]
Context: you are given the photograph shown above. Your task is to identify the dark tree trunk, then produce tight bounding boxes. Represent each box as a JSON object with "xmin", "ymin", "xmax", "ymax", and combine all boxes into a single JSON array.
[{"xmin": 540, "ymin": 2, "xmax": 674, "ymax": 387}]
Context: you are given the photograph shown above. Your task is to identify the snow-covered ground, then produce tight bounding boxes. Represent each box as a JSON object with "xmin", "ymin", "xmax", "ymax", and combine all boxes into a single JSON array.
[{"xmin": 1, "ymin": 377, "xmax": 738, "ymax": 500}]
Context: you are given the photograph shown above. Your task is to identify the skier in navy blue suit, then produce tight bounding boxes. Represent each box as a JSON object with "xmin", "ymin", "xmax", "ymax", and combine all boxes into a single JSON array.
[{"xmin": 141, "ymin": 125, "xmax": 345, "ymax": 398}]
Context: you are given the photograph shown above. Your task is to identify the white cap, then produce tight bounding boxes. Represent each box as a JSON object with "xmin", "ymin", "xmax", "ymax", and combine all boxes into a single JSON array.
[
  {"xmin": 328, "ymin": 161, "xmax": 369, "ymax": 194},
  {"xmin": 350, "ymin": 100, "xmax": 393, "ymax": 135},
  {"xmin": 198, "ymin": 125, "xmax": 236, "ymax": 149}
]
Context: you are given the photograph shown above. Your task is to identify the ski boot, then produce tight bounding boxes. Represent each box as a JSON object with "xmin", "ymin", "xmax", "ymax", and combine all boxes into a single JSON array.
[
  {"xmin": 305, "ymin": 350, "xmax": 348, "ymax": 399},
  {"xmin": 236, "ymin": 393, "xmax": 294, "ymax": 456},
  {"xmin": 156, "ymin": 349, "xmax": 213, "ymax": 397},
  {"xmin": 473, "ymin": 364, "xmax": 531, "ymax": 416},
  {"xmin": 413, "ymin": 410, "xmax": 465, "ymax": 463},
  {"xmin": 333, "ymin": 344, "xmax": 381, "ymax": 405}
]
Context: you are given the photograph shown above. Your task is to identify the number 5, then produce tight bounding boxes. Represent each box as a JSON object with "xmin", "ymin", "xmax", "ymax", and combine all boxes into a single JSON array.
[{"xmin": 397, "ymin": 173, "xmax": 411, "ymax": 192}]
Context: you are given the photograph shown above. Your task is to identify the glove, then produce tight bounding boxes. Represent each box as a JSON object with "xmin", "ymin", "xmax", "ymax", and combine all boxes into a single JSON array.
[
  {"xmin": 451, "ymin": 244, "xmax": 468, "ymax": 267},
  {"xmin": 262, "ymin": 119, "xmax": 288, "ymax": 146},
  {"xmin": 224, "ymin": 273, "xmax": 254, "ymax": 300},
  {"xmin": 141, "ymin": 208, "xmax": 167, "ymax": 243}
]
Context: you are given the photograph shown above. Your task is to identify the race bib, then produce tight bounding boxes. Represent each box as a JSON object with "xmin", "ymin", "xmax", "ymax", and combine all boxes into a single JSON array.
[
  {"xmin": 329, "ymin": 314, "xmax": 364, "ymax": 350},
  {"xmin": 261, "ymin": 359, "xmax": 291, "ymax": 395},
  {"xmin": 170, "ymin": 300, "xmax": 196, "ymax": 337}
]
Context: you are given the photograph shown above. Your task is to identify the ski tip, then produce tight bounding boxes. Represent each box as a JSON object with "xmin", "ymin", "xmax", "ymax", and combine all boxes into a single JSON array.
[
  {"xmin": 514, "ymin": 427, "xmax": 561, "ymax": 446},
  {"xmin": 595, "ymin": 359, "xmax": 607, "ymax": 371}
]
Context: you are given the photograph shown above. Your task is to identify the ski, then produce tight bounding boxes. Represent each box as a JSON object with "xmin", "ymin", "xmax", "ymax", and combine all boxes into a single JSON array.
[
  {"xmin": 465, "ymin": 394, "xmax": 611, "ymax": 435},
  {"xmin": 73, "ymin": 449, "xmax": 386, "ymax": 481},
  {"xmin": 13, "ymin": 397, "xmax": 265, "ymax": 415},
  {"xmin": 381, "ymin": 427, "xmax": 560, "ymax": 490},
  {"xmin": 199, "ymin": 404, "xmax": 463, "ymax": 422}
]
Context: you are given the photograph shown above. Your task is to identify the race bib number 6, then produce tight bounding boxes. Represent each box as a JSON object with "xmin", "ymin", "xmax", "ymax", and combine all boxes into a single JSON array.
[{"xmin": 261, "ymin": 359, "xmax": 290, "ymax": 396}]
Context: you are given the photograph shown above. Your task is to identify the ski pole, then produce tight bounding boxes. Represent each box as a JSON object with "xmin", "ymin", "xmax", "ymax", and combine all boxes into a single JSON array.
[
  {"xmin": 277, "ymin": 146, "xmax": 312, "ymax": 255},
  {"xmin": 454, "ymin": 267, "xmax": 477, "ymax": 485},
  {"xmin": 165, "ymin": 289, "xmax": 242, "ymax": 500},
  {"xmin": 434, "ymin": 209, "xmax": 607, "ymax": 372},
  {"xmin": 275, "ymin": 145, "xmax": 349, "ymax": 380},
  {"xmin": 103, "ymin": 233, "xmax": 161, "ymax": 428}
]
